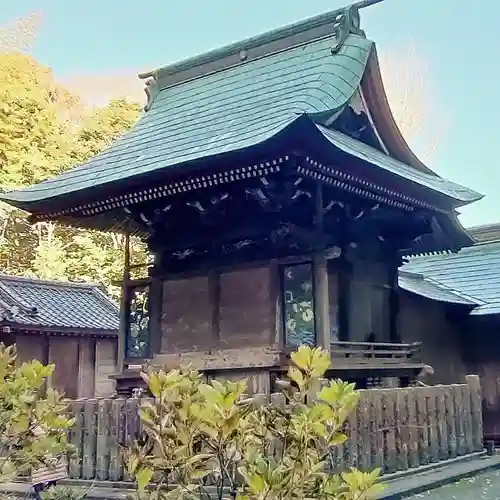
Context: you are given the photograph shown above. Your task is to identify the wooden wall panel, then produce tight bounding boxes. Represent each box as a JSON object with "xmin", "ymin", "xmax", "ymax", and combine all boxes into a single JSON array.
[
  {"xmin": 95, "ymin": 338, "xmax": 117, "ymax": 397},
  {"xmin": 49, "ymin": 336, "xmax": 79, "ymax": 399},
  {"xmin": 78, "ymin": 338, "xmax": 96, "ymax": 398},
  {"xmin": 398, "ymin": 294, "xmax": 467, "ymax": 385},
  {"xmin": 348, "ymin": 259, "xmax": 390, "ymax": 343},
  {"xmin": 15, "ymin": 334, "xmax": 47, "ymax": 365},
  {"xmin": 161, "ymin": 276, "xmax": 213, "ymax": 353},
  {"xmin": 219, "ymin": 267, "xmax": 272, "ymax": 348}
]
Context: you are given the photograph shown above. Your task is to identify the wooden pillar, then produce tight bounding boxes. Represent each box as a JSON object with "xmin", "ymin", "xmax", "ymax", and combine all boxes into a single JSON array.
[
  {"xmin": 43, "ymin": 334, "xmax": 51, "ymax": 394},
  {"xmin": 313, "ymin": 183, "xmax": 330, "ymax": 350},
  {"xmin": 270, "ymin": 259, "xmax": 284, "ymax": 349},
  {"xmin": 208, "ymin": 269, "xmax": 221, "ymax": 347},
  {"xmin": 314, "ymin": 254, "xmax": 330, "ymax": 350},
  {"xmin": 389, "ymin": 250, "xmax": 401, "ymax": 343},
  {"xmin": 117, "ymin": 231, "xmax": 130, "ymax": 373},
  {"xmin": 337, "ymin": 258, "xmax": 351, "ymax": 342},
  {"xmin": 465, "ymin": 374, "xmax": 483, "ymax": 451},
  {"xmin": 148, "ymin": 276, "xmax": 163, "ymax": 357}
]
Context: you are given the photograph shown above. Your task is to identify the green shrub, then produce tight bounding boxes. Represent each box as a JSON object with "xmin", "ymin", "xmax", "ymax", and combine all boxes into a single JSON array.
[
  {"xmin": 126, "ymin": 345, "xmax": 384, "ymax": 500},
  {"xmin": 0, "ymin": 343, "xmax": 74, "ymax": 482},
  {"xmin": 41, "ymin": 486, "xmax": 83, "ymax": 500}
]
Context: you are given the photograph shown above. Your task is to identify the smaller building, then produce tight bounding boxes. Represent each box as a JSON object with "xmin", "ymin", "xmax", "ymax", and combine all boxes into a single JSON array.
[
  {"xmin": 0, "ymin": 274, "xmax": 119, "ymax": 398},
  {"xmin": 400, "ymin": 223, "xmax": 500, "ymax": 441}
]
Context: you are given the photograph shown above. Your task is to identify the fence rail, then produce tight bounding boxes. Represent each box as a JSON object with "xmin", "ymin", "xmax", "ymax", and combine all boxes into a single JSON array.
[{"xmin": 65, "ymin": 374, "xmax": 483, "ymax": 481}]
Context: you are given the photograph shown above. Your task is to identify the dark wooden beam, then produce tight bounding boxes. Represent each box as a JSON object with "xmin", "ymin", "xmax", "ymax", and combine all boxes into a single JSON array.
[
  {"xmin": 388, "ymin": 247, "xmax": 401, "ymax": 343},
  {"xmin": 313, "ymin": 183, "xmax": 330, "ymax": 350},
  {"xmin": 208, "ymin": 270, "xmax": 221, "ymax": 346},
  {"xmin": 148, "ymin": 277, "xmax": 163, "ymax": 356},
  {"xmin": 117, "ymin": 230, "xmax": 130, "ymax": 372}
]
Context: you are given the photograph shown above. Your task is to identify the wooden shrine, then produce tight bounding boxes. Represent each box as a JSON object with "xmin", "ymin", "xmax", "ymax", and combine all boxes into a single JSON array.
[{"xmin": 0, "ymin": 1, "xmax": 482, "ymax": 395}]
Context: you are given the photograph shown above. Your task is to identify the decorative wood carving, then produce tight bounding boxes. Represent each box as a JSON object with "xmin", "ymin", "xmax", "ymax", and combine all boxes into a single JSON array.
[{"xmin": 245, "ymin": 173, "xmax": 312, "ymax": 213}]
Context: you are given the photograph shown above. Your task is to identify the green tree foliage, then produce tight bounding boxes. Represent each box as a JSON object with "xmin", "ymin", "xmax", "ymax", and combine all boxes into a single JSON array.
[
  {"xmin": 0, "ymin": 52, "xmax": 144, "ymax": 291},
  {"xmin": 126, "ymin": 346, "xmax": 384, "ymax": 500},
  {"xmin": 0, "ymin": 53, "xmax": 79, "ymax": 189},
  {"xmin": 0, "ymin": 343, "xmax": 73, "ymax": 482},
  {"xmin": 76, "ymin": 98, "xmax": 140, "ymax": 158}
]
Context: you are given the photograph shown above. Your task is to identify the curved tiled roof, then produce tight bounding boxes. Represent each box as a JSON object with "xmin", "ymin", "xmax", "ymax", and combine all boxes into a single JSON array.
[
  {"xmin": 0, "ymin": 275, "xmax": 119, "ymax": 333},
  {"xmin": 2, "ymin": 33, "xmax": 372, "ymax": 207},
  {"xmin": 400, "ymin": 229, "xmax": 500, "ymax": 315},
  {"xmin": 0, "ymin": 4, "xmax": 480, "ymax": 215}
]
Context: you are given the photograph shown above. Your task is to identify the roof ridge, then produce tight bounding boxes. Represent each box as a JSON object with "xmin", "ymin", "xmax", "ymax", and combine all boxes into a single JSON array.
[
  {"xmin": 139, "ymin": 2, "xmax": 368, "ymax": 101},
  {"xmin": 0, "ymin": 274, "xmax": 105, "ymax": 291}
]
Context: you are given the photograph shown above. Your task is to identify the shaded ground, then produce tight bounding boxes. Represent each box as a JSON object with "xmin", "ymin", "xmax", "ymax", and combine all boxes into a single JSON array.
[{"xmin": 407, "ymin": 469, "xmax": 500, "ymax": 500}]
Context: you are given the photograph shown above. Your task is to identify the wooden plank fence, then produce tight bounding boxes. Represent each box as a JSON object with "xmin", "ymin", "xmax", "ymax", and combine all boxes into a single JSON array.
[{"xmin": 65, "ymin": 375, "xmax": 483, "ymax": 481}]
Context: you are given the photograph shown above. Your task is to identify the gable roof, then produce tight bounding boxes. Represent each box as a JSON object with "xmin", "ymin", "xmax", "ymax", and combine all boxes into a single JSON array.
[
  {"xmin": 399, "ymin": 225, "xmax": 500, "ymax": 315},
  {"xmin": 0, "ymin": 275, "xmax": 119, "ymax": 334},
  {"xmin": 0, "ymin": 3, "xmax": 481, "ymax": 216}
]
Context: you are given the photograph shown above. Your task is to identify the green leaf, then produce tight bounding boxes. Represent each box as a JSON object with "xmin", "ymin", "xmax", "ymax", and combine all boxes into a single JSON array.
[
  {"xmin": 189, "ymin": 469, "xmax": 211, "ymax": 480},
  {"xmin": 248, "ymin": 473, "xmax": 266, "ymax": 494},
  {"xmin": 185, "ymin": 453, "xmax": 212, "ymax": 467},
  {"xmin": 330, "ymin": 432, "xmax": 348, "ymax": 446},
  {"xmin": 136, "ymin": 466, "xmax": 154, "ymax": 491},
  {"xmin": 288, "ymin": 366, "xmax": 305, "ymax": 388},
  {"xmin": 290, "ymin": 345, "xmax": 312, "ymax": 371},
  {"xmin": 310, "ymin": 349, "xmax": 331, "ymax": 377}
]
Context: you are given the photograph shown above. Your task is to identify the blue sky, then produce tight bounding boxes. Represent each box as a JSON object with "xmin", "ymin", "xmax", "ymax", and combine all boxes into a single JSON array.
[{"xmin": 1, "ymin": 0, "xmax": 497, "ymax": 228}]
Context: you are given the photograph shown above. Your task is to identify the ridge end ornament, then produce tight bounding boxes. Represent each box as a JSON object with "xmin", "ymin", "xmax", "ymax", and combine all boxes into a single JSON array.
[
  {"xmin": 143, "ymin": 77, "xmax": 160, "ymax": 112},
  {"xmin": 331, "ymin": 3, "xmax": 369, "ymax": 55}
]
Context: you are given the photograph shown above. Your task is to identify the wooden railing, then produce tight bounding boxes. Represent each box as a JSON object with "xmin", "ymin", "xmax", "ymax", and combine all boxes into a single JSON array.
[
  {"xmin": 329, "ymin": 341, "xmax": 422, "ymax": 368},
  {"xmin": 64, "ymin": 375, "xmax": 483, "ymax": 481}
]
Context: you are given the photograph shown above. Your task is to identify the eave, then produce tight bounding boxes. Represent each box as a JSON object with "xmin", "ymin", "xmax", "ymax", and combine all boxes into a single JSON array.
[
  {"xmin": 401, "ymin": 237, "xmax": 500, "ymax": 316},
  {"xmin": 0, "ymin": 1, "xmax": 482, "ymax": 263},
  {"xmin": 1, "ymin": 323, "xmax": 118, "ymax": 338},
  {"xmin": 398, "ymin": 270, "xmax": 479, "ymax": 307}
]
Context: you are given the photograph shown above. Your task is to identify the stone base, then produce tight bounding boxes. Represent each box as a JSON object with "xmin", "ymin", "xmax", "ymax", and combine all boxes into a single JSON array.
[{"xmin": 109, "ymin": 369, "xmax": 148, "ymax": 397}]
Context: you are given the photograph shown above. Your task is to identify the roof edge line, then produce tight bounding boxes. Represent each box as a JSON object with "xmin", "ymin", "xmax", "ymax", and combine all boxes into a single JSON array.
[
  {"xmin": 398, "ymin": 274, "xmax": 479, "ymax": 307},
  {"xmin": 13, "ymin": 325, "xmax": 119, "ymax": 336},
  {"xmin": 91, "ymin": 286, "xmax": 120, "ymax": 313},
  {"xmin": 0, "ymin": 281, "xmax": 35, "ymax": 312},
  {"xmin": 399, "ymin": 270, "xmax": 424, "ymax": 279},
  {"xmin": 424, "ymin": 275, "xmax": 484, "ymax": 305},
  {"xmin": 0, "ymin": 274, "xmax": 106, "ymax": 290}
]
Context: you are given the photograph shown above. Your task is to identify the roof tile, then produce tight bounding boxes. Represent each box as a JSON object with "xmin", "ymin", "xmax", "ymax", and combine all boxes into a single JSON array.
[
  {"xmin": 0, "ymin": 275, "xmax": 119, "ymax": 332},
  {"xmin": 400, "ymin": 240, "xmax": 500, "ymax": 315},
  {"xmin": 1, "ymin": 35, "xmax": 372, "ymax": 206}
]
